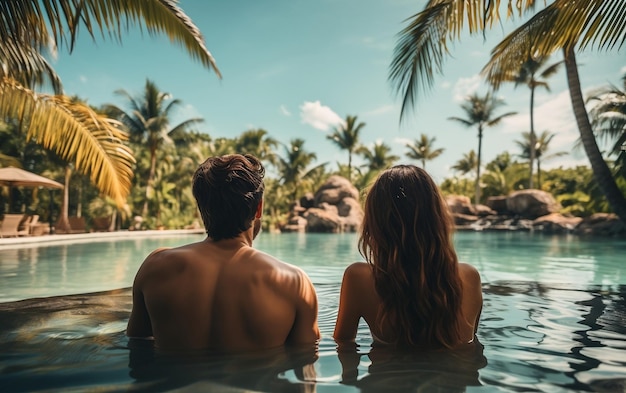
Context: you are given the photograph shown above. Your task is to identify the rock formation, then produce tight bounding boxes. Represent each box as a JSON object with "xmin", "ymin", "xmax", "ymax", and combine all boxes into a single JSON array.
[
  {"xmin": 449, "ymin": 189, "xmax": 625, "ymax": 237},
  {"xmin": 282, "ymin": 176, "xmax": 363, "ymax": 233}
]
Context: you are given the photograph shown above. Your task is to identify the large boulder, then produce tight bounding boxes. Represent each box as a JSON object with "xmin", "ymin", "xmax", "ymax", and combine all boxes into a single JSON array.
[
  {"xmin": 337, "ymin": 197, "xmax": 364, "ymax": 232},
  {"xmin": 486, "ymin": 196, "xmax": 509, "ymax": 214},
  {"xmin": 446, "ymin": 195, "xmax": 476, "ymax": 215},
  {"xmin": 299, "ymin": 193, "xmax": 315, "ymax": 209},
  {"xmin": 574, "ymin": 213, "xmax": 626, "ymax": 236},
  {"xmin": 305, "ymin": 208, "xmax": 342, "ymax": 233},
  {"xmin": 506, "ymin": 189, "xmax": 561, "ymax": 219},
  {"xmin": 475, "ymin": 204, "xmax": 497, "ymax": 217},
  {"xmin": 314, "ymin": 176, "xmax": 360, "ymax": 205},
  {"xmin": 282, "ymin": 215, "xmax": 307, "ymax": 233},
  {"xmin": 533, "ymin": 213, "xmax": 583, "ymax": 233}
]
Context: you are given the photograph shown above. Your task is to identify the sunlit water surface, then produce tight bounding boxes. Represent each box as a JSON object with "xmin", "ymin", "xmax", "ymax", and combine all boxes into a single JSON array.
[{"xmin": 0, "ymin": 231, "xmax": 625, "ymax": 392}]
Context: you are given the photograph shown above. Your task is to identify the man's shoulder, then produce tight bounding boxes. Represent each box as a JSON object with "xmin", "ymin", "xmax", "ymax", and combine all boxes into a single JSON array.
[
  {"xmin": 249, "ymin": 248, "xmax": 305, "ymax": 275},
  {"xmin": 138, "ymin": 244, "xmax": 199, "ymax": 275}
]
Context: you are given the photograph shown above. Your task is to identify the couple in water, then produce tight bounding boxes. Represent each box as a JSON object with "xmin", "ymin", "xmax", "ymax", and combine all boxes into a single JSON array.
[{"xmin": 127, "ymin": 153, "xmax": 482, "ymax": 351}]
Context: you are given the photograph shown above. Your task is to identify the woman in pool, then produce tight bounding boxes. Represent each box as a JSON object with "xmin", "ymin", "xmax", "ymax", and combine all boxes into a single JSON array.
[{"xmin": 334, "ymin": 165, "xmax": 483, "ymax": 349}]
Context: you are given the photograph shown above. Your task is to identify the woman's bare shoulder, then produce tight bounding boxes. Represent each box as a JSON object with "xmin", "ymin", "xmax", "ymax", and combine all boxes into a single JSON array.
[
  {"xmin": 344, "ymin": 262, "xmax": 371, "ymax": 276},
  {"xmin": 458, "ymin": 263, "xmax": 481, "ymax": 285}
]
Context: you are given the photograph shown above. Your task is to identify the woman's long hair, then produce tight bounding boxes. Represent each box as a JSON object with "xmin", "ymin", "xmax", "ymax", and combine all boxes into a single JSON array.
[{"xmin": 358, "ymin": 165, "xmax": 463, "ymax": 348}]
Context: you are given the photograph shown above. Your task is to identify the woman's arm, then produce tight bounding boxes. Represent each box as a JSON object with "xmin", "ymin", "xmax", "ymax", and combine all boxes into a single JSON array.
[{"xmin": 333, "ymin": 263, "xmax": 367, "ymax": 341}]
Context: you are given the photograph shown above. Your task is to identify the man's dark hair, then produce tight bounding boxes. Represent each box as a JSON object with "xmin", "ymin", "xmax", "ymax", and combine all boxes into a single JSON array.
[{"xmin": 192, "ymin": 154, "xmax": 265, "ymax": 240}]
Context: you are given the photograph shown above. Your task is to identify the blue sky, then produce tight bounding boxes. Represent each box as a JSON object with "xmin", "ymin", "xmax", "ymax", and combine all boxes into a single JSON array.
[{"xmin": 50, "ymin": 1, "xmax": 625, "ymax": 183}]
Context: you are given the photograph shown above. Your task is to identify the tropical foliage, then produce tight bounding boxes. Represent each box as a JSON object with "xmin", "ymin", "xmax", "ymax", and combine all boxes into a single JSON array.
[
  {"xmin": 390, "ymin": 0, "xmax": 626, "ymax": 222},
  {"xmin": 326, "ymin": 115, "xmax": 366, "ymax": 181},
  {"xmin": 587, "ymin": 73, "xmax": 626, "ymax": 177},
  {"xmin": 484, "ymin": 54, "xmax": 562, "ymax": 188},
  {"xmin": 405, "ymin": 134, "xmax": 444, "ymax": 169},
  {"xmin": 515, "ymin": 131, "xmax": 567, "ymax": 188},
  {"xmin": 109, "ymin": 79, "xmax": 204, "ymax": 216},
  {"xmin": 449, "ymin": 93, "xmax": 516, "ymax": 204},
  {"xmin": 0, "ymin": 0, "xmax": 221, "ymax": 209}
]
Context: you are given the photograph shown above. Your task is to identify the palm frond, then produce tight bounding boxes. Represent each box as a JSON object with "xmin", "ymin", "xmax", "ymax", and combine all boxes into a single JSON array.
[
  {"xmin": 0, "ymin": 77, "xmax": 135, "ymax": 206},
  {"xmin": 0, "ymin": 38, "xmax": 62, "ymax": 93},
  {"xmin": 0, "ymin": 0, "xmax": 221, "ymax": 90},
  {"xmin": 389, "ymin": 0, "xmax": 537, "ymax": 119}
]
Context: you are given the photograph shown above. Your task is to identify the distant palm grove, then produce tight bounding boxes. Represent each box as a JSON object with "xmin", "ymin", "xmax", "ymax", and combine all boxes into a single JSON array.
[{"xmin": 0, "ymin": 1, "xmax": 624, "ymax": 231}]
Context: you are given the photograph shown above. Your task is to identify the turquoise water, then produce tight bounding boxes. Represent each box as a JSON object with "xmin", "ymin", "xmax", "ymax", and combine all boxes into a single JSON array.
[{"xmin": 0, "ymin": 232, "xmax": 625, "ymax": 392}]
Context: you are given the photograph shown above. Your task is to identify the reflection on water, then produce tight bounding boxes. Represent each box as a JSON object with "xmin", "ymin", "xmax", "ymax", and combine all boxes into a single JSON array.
[
  {"xmin": 1, "ymin": 232, "xmax": 625, "ymax": 392},
  {"xmin": 1, "ymin": 282, "xmax": 625, "ymax": 392}
]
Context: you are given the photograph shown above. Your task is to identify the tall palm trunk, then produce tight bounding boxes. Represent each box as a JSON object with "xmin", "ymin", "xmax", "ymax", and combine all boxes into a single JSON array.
[
  {"xmin": 475, "ymin": 125, "xmax": 483, "ymax": 205},
  {"xmin": 57, "ymin": 165, "xmax": 72, "ymax": 232},
  {"xmin": 565, "ymin": 48, "xmax": 626, "ymax": 223},
  {"xmin": 347, "ymin": 150, "xmax": 352, "ymax": 182},
  {"xmin": 529, "ymin": 86, "xmax": 536, "ymax": 189},
  {"xmin": 537, "ymin": 158, "xmax": 543, "ymax": 189},
  {"xmin": 142, "ymin": 148, "xmax": 158, "ymax": 216}
]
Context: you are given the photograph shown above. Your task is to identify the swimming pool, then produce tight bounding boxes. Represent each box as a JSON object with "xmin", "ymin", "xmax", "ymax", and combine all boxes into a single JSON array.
[{"xmin": 0, "ymin": 232, "xmax": 625, "ymax": 392}]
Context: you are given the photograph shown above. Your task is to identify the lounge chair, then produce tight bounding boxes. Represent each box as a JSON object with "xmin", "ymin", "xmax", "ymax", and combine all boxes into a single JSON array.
[
  {"xmin": 17, "ymin": 215, "xmax": 32, "ymax": 236},
  {"xmin": 30, "ymin": 222, "xmax": 50, "ymax": 236},
  {"xmin": 92, "ymin": 216, "xmax": 112, "ymax": 232},
  {"xmin": 0, "ymin": 214, "xmax": 25, "ymax": 238},
  {"xmin": 55, "ymin": 216, "xmax": 88, "ymax": 234}
]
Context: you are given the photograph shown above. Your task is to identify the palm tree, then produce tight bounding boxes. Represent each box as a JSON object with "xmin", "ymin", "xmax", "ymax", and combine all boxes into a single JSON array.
[
  {"xmin": 587, "ymin": 73, "xmax": 626, "ymax": 175},
  {"xmin": 452, "ymin": 150, "xmax": 478, "ymax": 177},
  {"xmin": 405, "ymin": 134, "xmax": 444, "ymax": 169},
  {"xmin": 449, "ymin": 93, "xmax": 516, "ymax": 204},
  {"xmin": 326, "ymin": 115, "xmax": 366, "ymax": 181},
  {"xmin": 515, "ymin": 131, "xmax": 567, "ymax": 188},
  {"xmin": 233, "ymin": 129, "xmax": 278, "ymax": 166},
  {"xmin": 390, "ymin": 0, "xmax": 626, "ymax": 222},
  {"xmin": 0, "ymin": 0, "xmax": 220, "ymax": 207},
  {"xmin": 484, "ymin": 55, "xmax": 562, "ymax": 188},
  {"xmin": 277, "ymin": 139, "xmax": 320, "ymax": 202},
  {"xmin": 112, "ymin": 79, "xmax": 204, "ymax": 216},
  {"xmin": 360, "ymin": 142, "xmax": 399, "ymax": 172}
]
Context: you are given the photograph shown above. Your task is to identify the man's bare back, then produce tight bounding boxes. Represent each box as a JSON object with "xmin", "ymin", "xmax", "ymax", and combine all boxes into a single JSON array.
[
  {"xmin": 127, "ymin": 235, "xmax": 320, "ymax": 351},
  {"xmin": 127, "ymin": 154, "xmax": 320, "ymax": 351}
]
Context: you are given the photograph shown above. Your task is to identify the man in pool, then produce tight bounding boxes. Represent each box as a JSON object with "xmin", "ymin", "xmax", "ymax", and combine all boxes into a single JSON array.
[{"xmin": 127, "ymin": 154, "xmax": 321, "ymax": 351}]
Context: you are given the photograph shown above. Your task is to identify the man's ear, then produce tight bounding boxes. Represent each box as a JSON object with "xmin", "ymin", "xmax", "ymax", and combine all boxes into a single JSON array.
[{"xmin": 255, "ymin": 200, "xmax": 263, "ymax": 219}]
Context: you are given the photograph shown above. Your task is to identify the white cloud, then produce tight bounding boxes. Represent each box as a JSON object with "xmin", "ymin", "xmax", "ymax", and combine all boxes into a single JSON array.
[
  {"xmin": 500, "ymin": 89, "xmax": 580, "ymax": 157},
  {"xmin": 452, "ymin": 75, "xmax": 482, "ymax": 102},
  {"xmin": 441, "ymin": 81, "xmax": 451, "ymax": 89},
  {"xmin": 621, "ymin": 65, "xmax": 626, "ymax": 74},
  {"xmin": 79, "ymin": 75, "xmax": 88, "ymax": 83},
  {"xmin": 300, "ymin": 101, "xmax": 344, "ymax": 131},
  {"xmin": 394, "ymin": 137, "xmax": 412, "ymax": 146},
  {"xmin": 280, "ymin": 105, "xmax": 291, "ymax": 116},
  {"xmin": 363, "ymin": 104, "xmax": 394, "ymax": 116}
]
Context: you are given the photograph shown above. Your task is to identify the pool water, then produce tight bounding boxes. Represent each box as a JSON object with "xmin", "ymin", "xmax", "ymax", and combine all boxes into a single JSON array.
[{"xmin": 0, "ymin": 232, "xmax": 625, "ymax": 392}]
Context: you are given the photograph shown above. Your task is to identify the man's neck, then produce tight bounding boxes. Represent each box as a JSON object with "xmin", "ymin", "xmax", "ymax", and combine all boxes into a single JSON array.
[{"xmin": 206, "ymin": 229, "xmax": 254, "ymax": 248}]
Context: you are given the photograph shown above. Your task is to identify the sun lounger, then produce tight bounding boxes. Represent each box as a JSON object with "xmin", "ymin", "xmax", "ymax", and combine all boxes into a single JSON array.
[
  {"xmin": 55, "ymin": 216, "xmax": 88, "ymax": 234},
  {"xmin": 17, "ymin": 215, "xmax": 32, "ymax": 236},
  {"xmin": 92, "ymin": 217, "xmax": 112, "ymax": 232},
  {"xmin": 0, "ymin": 214, "xmax": 25, "ymax": 238}
]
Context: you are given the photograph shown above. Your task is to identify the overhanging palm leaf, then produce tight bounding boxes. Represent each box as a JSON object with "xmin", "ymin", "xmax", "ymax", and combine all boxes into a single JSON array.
[
  {"xmin": 0, "ymin": 39, "xmax": 62, "ymax": 93},
  {"xmin": 389, "ymin": 0, "xmax": 537, "ymax": 119},
  {"xmin": 0, "ymin": 0, "xmax": 221, "ymax": 86},
  {"xmin": 0, "ymin": 77, "xmax": 135, "ymax": 206}
]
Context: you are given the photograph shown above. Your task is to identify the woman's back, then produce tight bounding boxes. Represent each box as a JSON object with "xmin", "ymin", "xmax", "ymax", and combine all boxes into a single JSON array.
[
  {"xmin": 333, "ymin": 165, "xmax": 483, "ymax": 349},
  {"xmin": 334, "ymin": 261, "xmax": 482, "ymax": 348}
]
